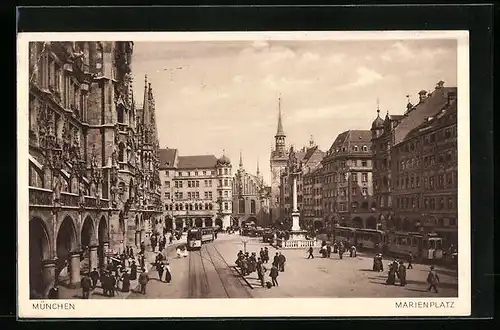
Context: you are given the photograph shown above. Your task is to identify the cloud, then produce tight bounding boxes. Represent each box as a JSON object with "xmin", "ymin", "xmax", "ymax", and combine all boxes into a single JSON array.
[
  {"xmin": 287, "ymin": 102, "xmax": 368, "ymax": 124},
  {"xmin": 336, "ymin": 66, "xmax": 384, "ymax": 91},
  {"xmin": 301, "ymin": 51, "xmax": 320, "ymax": 62},
  {"xmin": 380, "ymin": 41, "xmax": 451, "ymax": 63},
  {"xmin": 233, "ymin": 75, "xmax": 244, "ymax": 83},
  {"xmin": 262, "ymin": 74, "xmax": 315, "ymax": 91}
]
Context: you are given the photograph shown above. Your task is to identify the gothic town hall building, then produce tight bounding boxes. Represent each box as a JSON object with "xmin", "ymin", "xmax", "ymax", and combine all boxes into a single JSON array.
[{"xmin": 27, "ymin": 41, "xmax": 162, "ymax": 298}]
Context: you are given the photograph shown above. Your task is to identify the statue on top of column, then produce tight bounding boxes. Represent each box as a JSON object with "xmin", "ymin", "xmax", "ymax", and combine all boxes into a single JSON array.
[{"xmin": 288, "ymin": 145, "xmax": 298, "ymax": 174}]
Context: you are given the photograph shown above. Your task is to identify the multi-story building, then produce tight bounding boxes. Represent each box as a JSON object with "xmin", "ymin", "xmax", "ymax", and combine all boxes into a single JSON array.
[
  {"xmin": 28, "ymin": 41, "xmax": 162, "ymax": 298},
  {"xmin": 159, "ymin": 149, "xmax": 233, "ymax": 231},
  {"xmin": 370, "ymin": 107, "xmax": 405, "ymax": 230},
  {"xmin": 232, "ymin": 153, "xmax": 271, "ymax": 227},
  {"xmin": 269, "ymin": 97, "xmax": 288, "ymax": 224},
  {"xmin": 279, "ymin": 139, "xmax": 325, "ymax": 227},
  {"xmin": 302, "ymin": 163, "xmax": 324, "ymax": 231},
  {"xmin": 372, "ymin": 81, "xmax": 458, "ymax": 247},
  {"xmin": 321, "ymin": 130, "xmax": 377, "ymax": 229}
]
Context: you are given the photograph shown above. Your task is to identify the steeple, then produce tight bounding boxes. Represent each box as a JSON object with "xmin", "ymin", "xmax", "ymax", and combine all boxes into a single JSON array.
[
  {"xmin": 309, "ymin": 135, "xmax": 315, "ymax": 147},
  {"xmin": 239, "ymin": 150, "xmax": 243, "ymax": 168},
  {"xmin": 275, "ymin": 95, "xmax": 285, "ymax": 137},
  {"xmin": 142, "ymin": 75, "xmax": 150, "ymax": 126},
  {"xmin": 256, "ymin": 159, "xmax": 260, "ymax": 176}
]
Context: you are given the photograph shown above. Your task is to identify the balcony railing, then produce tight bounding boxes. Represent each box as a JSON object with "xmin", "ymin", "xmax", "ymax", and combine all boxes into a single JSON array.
[
  {"xmin": 276, "ymin": 238, "xmax": 321, "ymax": 249},
  {"xmin": 60, "ymin": 192, "xmax": 79, "ymax": 207},
  {"xmin": 99, "ymin": 198, "xmax": 110, "ymax": 209},
  {"xmin": 117, "ymin": 123, "xmax": 127, "ymax": 132},
  {"xmin": 29, "ymin": 187, "xmax": 53, "ymax": 206}
]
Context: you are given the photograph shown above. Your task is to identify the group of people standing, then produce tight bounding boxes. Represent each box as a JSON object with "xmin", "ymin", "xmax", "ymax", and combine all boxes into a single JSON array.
[
  {"xmin": 154, "ymin": 252, "xmax": 172, "ymax": 283},
  {"xmin": 235, "ymin": 248, "xmax": 286, "ymax": 288},
  {"xmin": 308, "ymin": 240, "xmax": 357, "ymax": 260}
]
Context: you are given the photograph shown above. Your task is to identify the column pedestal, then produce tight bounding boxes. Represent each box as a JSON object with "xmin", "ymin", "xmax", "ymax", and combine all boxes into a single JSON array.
[
  {"xmin": 41, "ymin": 259, "xmax": 56, "ymax": 297},
  {"xmin": 89, "ymin": 246, "xmax": 98, "ymax": 273},
  {"xmin": 69, "ymin": 252, "xmax": 81, "ymax": 289}
]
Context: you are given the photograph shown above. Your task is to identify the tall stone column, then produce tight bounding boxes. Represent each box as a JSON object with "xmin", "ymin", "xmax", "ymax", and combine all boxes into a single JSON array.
[
  {"xmin": 89, "ymin": 245, "xmax": 98, "ymax": 272},
  {"xmin": 202, "ymin": 218, "xmax": 206, "ymax": 228},
  {"xmin": 182, "ymin": 218, "xmax": 186, "ymax": 230},
  {"xmin": 291, "ymin": 175, "xmax": 301, "ymax": 231},
  {"xmin": 69, "ymin": 252, "xmax": 81, "ymax": 288},
  {"xmin": 41, "ymin": 259, "xmax": 56, "ymax": 296}
]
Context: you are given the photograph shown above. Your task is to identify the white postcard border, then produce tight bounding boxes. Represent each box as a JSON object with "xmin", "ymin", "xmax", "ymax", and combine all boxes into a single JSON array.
[{"xmin": 17, "ymin": 31, "xmax": 470, "ymax": 318}]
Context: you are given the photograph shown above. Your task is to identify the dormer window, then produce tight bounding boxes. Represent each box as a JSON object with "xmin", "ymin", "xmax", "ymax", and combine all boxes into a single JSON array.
[
  {"xmin": 342, "ymin": 147, "xmax": 346, "ymax": 152},
  {"xmin": 362, "ymin": 145, "xmax": 368, "ymax": 152},
  {"xmin": 353, "ymin": 146, "xmax": 359, "ymax": 152}
]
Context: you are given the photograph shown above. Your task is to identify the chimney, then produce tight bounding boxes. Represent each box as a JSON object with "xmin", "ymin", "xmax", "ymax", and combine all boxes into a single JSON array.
[
  {"xmin": 418, "ymin": 90, "xmax": 428, "ymax": 103},
  {"xmin": 436, "ymin": 80, "xmax": 445, "ymax": 89}
]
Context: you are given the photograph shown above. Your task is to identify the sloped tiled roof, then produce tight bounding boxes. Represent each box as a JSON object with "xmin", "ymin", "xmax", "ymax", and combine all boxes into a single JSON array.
[
  {"xmin": 159, "ymin": 148, "xmax": 177, "ymax": 169},
  {"xmin": 328, "ymin": 130, "xmax": 371, "ymax": 153},
  {"xmin": 405, "ymin": 99, "xmax": 457, "ymax": 140},
  {"xmin": 177, "ymin": 155, "xmax": 218, "ymax": 169},
  {"xmin": 394, "ymin": 87, "xmax": 457, "ymax": 145}
]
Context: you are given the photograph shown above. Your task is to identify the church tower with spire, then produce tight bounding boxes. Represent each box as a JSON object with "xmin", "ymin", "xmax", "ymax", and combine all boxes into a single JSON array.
[{"xmin": 269, "ymin": 95, "xmax": 289, "ymax": 223}]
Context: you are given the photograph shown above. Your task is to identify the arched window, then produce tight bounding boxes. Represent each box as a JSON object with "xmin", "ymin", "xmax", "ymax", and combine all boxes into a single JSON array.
[
  {"xmin": 239, "ymin": 199, "xmax": 245, "ymax": 214},
  {"xmin": 353, "ymin": 145, "xmax": 359, "ymax": 152},
  {"xmin": 117, "ymin": 105, "xmax": 124, "ymax": 123},
  {"xmin": 175, "ymin": 204, "xmax": 179, "ymax": 211},
  {"xmin": 118, "ymin": 143, "xmax": 125, "ymax": 162},
  {"xmin": 190, "ymin": 204, "xmax": 193, "ymax": 211},
  {"xmin": 195, "ymin": 204, "xmax": 199, "ymax": 211},
  {"xmin": 209, "ymin": 203, "xmax": 213, "ymax": 210},
  {"xmin": 251, "ymin": 200, "xmax": 256, "ymax": 214}
]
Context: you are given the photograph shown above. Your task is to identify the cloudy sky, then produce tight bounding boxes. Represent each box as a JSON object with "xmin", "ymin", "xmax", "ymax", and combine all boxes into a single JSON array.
[{"xmin": 131, "ymin": 38, "xmax": 457, "ymax": 184}]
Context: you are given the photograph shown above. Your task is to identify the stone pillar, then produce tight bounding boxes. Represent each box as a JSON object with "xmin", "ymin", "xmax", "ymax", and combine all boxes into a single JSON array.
[
  {"xmin": 89, "ymin": 245, "xmax": 98, "ymax": 273},
  {"xmin": 41, "ymin": 259, "xmax": 56, "ymax": 296},
  {"xmin": 292, "ymin": 176, "xmax": 298, "ymax": 212},
  {"xmin": 69, "ymin": 252, "xmax": 81, "ymax": 288},
  {"xmin": 202, "ymin": 218, "xmax": 206, "ymax": 228},
  {"xmin": 182, "ymin": 218, "xmax": 186, "ymax": 230}
]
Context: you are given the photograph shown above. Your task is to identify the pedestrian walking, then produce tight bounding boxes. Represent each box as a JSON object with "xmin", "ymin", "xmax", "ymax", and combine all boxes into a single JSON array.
[
  {"xmin": 273, "ymin": 252, "xmax": 280, "ymax": 267},
  {"xmin": 80, "ymin": 273, "xmax": 92, "ymax": 299},
  {"xmin": 264, "ymin": 247, "xmax": 270, "ymax": 263},
  {"xmin": 408, "ymin": 253, "xmax": 414, "ymax": 269},
  {"xmin": 278, "ymin": 252, "xmax": 286, "ymax": 272},
  {"xmin": 157, "ymin": 261, "xmax": 165, "ymax": 281},
  {"xmin": 398, "ymin": 262, "xmax": 407, "ymax": 286},
  {"xmin": 121, "ymin": 270, "xmax": 131, "ymax": 292},
  {"xmin": 326, "ymin": 244, "xmax": 332, "ymax": 258},
  {"xmin": 256, "ymin": 258, "xmax": 266, "ymax": 287},
  {"xmin": 130, "ymin": 260, "xmax": 138, "ymax": 281},
  {"xmin": 269, "ymin": 264, "xmax": 279, "ymax": 287},
  {"xmin": 426, "ymin": 266, "xmax": 440, "ymax": 293},
  {"xmin": 386, "ymin": 261, "xmax": 397, "ymax": 285},
  {"xmin": 338, "ymin": 245, "xmax": 344, "ymax": 260},
  {"xmin": 47, "ymin": 285, "xmax": 59, "ymax": 299},
  {"xmin": 90, "ymin": 267, "xmax": 99, "ymax": 289},
  {"xmin": 165, "ymin": 262, "xmax": 172, "ymax": 283},
  {"xmin": 138, "ymin": 268, "xmax": 149, "ymax": 295},
  {"xmin": 350, "ymin": 245, "xmax": 357, "ymax": 257},
  {"xmin": 307, "ymin": 246, "xmax": 314, "ymax": 259}
]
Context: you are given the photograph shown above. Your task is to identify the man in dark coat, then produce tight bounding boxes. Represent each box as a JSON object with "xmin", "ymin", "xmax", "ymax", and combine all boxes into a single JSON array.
[
  {"xmin": 426, "ymin": 266, "xmax": 440, "ymax": 293},
  {"xmin": 273, "ymin": 252, "xmax": 280, "ymax": 267},
  {"xmin": 408, "ymin": 253, "xmax": 414, "ymax": 269},
  {"xmin": 270, "ymin": 264, "xmax": 279, "ymax": 287},
  {"xmin": 264, "ymin": 247, "xmax": 270, "ymax": 263},
  {"xmin": 386, "ymin": 261, "xmax": 397, "ymax": 285},
  {"xmin": 138, "ymin": 268, "xmax": 149, "ymax": 295},
  {"xmin": 256, "ymin": 257, "xmax": 266, "ymax": 287},
  {"xmin": 109, "ymin": 273, "xmax": 117, "ymax": 297},
  {"xmin": 326, "ymin": 244, "xmax": 332, "ymax": 258},
  {"xmin": 90, "ymin": 267, "xmax": 99, "ymax": 289},
  {"xmin": 48, "ymin": 286, "xmax": 59, "ymax": 299},
  {"xmin": 130, "ymin": 260, "xmax": 138, "ymax": 280},
  {"xmin": 80, "ymin": 273, "xmax": 92, "ymax": 299},
  {"xmin": 338, "ymin": 245, "xmax": 344, "ymax": 260},
  {"xmin": 307, "ymin": 246, "xmax": 314, "ymax": 259},
  {"xmin": 398, "ymin": 262, "xmax": 407, "ymax": 286},
  {"xmin": 278, "ymin": 252, "xmax": 286, "ymax": 272}
]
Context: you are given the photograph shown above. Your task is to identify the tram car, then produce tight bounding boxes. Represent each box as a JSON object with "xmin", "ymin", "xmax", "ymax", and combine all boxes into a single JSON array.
[
  {"xmin": 186, "ymin": 227, "xmax": 215, "ymax": 251},
  {"xmin": 355, "ymin": 228, "xmax": 387, "ymax": 250},
  {"xmin": 332, "ymin": 226, "xmax": 356, "ymax": 246},
  {"xmin": 385, "ymin": 231, "xmax": 444, "ymax": 260}
]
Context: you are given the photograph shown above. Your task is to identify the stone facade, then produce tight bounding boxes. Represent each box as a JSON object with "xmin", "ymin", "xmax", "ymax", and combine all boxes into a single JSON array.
[
  {"xmin": 321, "ymin": 130, "xmax": 377, "ymax": 229},
  {"xmin": 372, "ymin": 81, "xmax": 458, "ymax": 247},
  {"xmin": 159, "ymin": 149, "xmax": 234, "ymax": 231},
  {"xmin": 232, "ymin": 153, "xmax": 271, "ymax": 227},
  {"xmin": 28, "ymin": 41, "xmax": 162, "ymax": 298}
]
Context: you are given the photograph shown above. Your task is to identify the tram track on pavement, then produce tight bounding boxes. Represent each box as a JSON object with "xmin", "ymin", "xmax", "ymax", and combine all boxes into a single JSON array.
[{"xmin": 205, "ymin": 243, "xmax": 253, "ymax": 298}]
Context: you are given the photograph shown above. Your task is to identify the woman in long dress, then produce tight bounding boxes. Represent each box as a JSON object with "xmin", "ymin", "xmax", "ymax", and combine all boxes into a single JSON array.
[{"xmin": 165, "ymin": 262, "xmax": 172, "ymax": 283}]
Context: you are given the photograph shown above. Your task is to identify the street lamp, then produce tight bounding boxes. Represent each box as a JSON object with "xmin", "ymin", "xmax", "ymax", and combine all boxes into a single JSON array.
[{"xmin": 241, "ymin": 237, "xmax": 248, "ymax": 254}]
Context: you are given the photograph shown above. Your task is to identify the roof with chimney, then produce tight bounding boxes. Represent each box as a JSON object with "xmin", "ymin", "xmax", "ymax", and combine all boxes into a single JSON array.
[
  {"xmin": 393, "ymin": 85, "xmax": 457, "ymax": 145},
  {"xmin": 159, "ymin": 148, "xmax": 178, "ymax": 169},
  {"xmin": 405, "ymin": 98, "xmax": 457, "ymax": 140},
  {"xmin": 327, "ymin": 130, "xmax": 372, "ymax": 154}
]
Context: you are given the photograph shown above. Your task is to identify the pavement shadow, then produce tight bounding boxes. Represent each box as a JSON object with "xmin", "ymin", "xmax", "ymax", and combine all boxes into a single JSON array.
[
  {"xmin": 405, "ymin": 288, "xmax": 432, "ymax": 293},
  {"xmin": 358, "ymin": 268, "xmax": 376, "ymax": 272}
]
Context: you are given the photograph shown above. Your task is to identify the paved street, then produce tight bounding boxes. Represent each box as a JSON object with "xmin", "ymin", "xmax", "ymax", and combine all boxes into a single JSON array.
[{"xmin": 127, "ymin": 233, "xmax": 458, "ymax": 299}]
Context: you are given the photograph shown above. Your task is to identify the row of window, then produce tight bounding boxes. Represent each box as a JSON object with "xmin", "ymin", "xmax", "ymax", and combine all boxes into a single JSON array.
[
  {"xmin": 166, "ymin": 203, "xmax": 214, "ymax": 211},
  {"xmin": 303, "ymin": 210, "xmax": 324, "ymax": 217},
  {"xmin": 394, "ymin": 195, "xmax": 455, "ymax": 211},
  {"xmin": 172, "ymin": 178, "xmax": 231, "ymax": 188},
  {"xmin": 172, "ymin": 169, "xmax": 227, "ymax": 177}
]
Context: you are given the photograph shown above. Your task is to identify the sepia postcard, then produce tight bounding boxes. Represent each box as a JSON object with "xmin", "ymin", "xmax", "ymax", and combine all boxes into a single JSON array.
[{"xmin": 17, "ymin": 31, "xmax": 470, "ymax": 318}]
